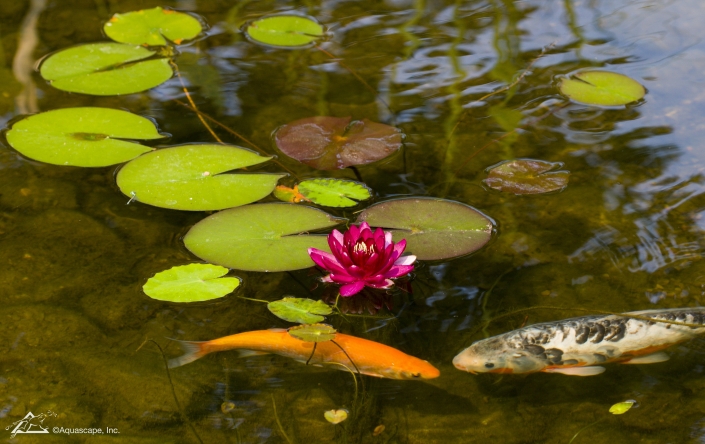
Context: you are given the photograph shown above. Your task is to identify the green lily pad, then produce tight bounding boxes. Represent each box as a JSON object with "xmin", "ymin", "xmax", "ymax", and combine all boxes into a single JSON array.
[
  {"xmin": 6, "ymin": 107, "xmax": 164, "ymax": 167},
  {"xmin": 184, "ymin": 203, "xmax": 345, "ymax": 272},
  {"xmin": 297, "ymin": 178, "xmax": 372, "ymax": 207},
  {"xmin": 609, "ymin": 400, "xmax": 636, "ymax": 415},
  {"xmin": 143, "ymin": 263, "xmax": 240, "ymax": 302},
  {"xmin": 246, "ymin": 15, "xmax": 323, "ymax": 48},
  {"xmin": 40, "ymin": 42, "xmax": 173, "ymax": 95},
  {"xmin": 116, "ymin": 144, "xmax": 284, "ymax": 211},
  {"xmin": 104, "ymin": 7, "xmax": 202, "ymax": 46},
  {"xmin": 274, "ymin": 116, "xmax": 402, "ymax": 170},
  {"xmin": 268, "ymin": 297, "xmax": 333, "ymax": 324},
  {"xmin": 484, "ymin": 159, "xmax": 570, "ymax": 195},
  {"xmin": 288, "ymin": 323, "xmax": 337, "ymax": 343},
  {"xmin": 558, "ymin": 71, "xmax": 645, "ymax": 106},
  {"xmin": 356, "ymin": 198, "xmax": 494, "ymax": 261}
]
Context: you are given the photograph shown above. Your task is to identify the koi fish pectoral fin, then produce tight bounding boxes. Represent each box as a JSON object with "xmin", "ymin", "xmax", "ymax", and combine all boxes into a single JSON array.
[
  {"xmin": 237, "ymin": 350, "xmax": 270, "ymax": 358},
  {"xmin": 542, "ymin": 366, "xmax": 606, "ymax": 376},
  {"xmin": 620, "ymin": 351, "xmax": 670, "ymax": 365}
]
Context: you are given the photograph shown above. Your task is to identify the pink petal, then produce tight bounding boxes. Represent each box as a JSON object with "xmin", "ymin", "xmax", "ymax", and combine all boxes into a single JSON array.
[
  {"xmin": 308, "ymin": 248, "xmax": 338, "ymax": 269},
  {"xmin": 340, "ymin": 281, "xmax": 366, "ymax": 297},
  {"xmin": 384, "ymin": 232, "xmax": 393, "ymax": 248},
  {"xmin": 394, "ymin": 254, "xmax": 416, "ymax": 266},
  {"xmin": 328, "ymin": 273, "xmax": 358, "ymax": 283},
  {"xmin": 383, "ymin": 264, "xmax": 414, "ymax": 278},
  {"xmin": 320, "ymin": 274, "xmax": 334, "ymax": 283}
]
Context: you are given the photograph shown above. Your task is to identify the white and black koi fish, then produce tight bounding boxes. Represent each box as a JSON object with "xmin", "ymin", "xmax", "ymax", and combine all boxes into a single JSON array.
[{"xmin": 453, "ymin": 308, "xmax": 705, "ymax": 376}]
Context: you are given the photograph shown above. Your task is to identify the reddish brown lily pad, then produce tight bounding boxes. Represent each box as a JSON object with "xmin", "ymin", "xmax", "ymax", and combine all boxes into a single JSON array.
[
  {"xmin": 484, "ymin": 159, "xmax": 570, "ymax": 195},
  {"xmin": 274, "ymin": 116, "xmax": 402, "ymax": 170}
]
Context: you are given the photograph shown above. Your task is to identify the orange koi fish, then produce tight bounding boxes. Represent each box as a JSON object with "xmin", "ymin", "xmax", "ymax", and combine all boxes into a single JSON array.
[
  {"xmin": 453, "ymin": 308, "xmax": 705, "ymax": 376},
  {"xmin": 169, "ymin": 329, "xmax": 440, "ymax": 380}
]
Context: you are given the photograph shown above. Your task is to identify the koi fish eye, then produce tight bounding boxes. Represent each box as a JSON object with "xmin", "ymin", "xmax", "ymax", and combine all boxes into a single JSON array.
[{"xmin": 484, "ymin": 362, "xmax": 495, "ymax": 369}]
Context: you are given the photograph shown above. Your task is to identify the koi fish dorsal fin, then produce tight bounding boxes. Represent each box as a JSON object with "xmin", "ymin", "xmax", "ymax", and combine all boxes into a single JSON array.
[
  {"xmin": 621, "ymin": 351, "xmax": 670, "ymax": 365},
  {"xmin": 168, "ymin": 340, "xmax": 208, "ymax": 368},
  {"xmin": 543, "ymin": 366, "xmax": 606, "ymax": 376}
]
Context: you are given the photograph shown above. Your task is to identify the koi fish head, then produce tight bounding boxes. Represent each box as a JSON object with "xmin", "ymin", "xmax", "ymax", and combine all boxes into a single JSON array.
[{"xmin": 452, "ymin": 337, "xmax": 545, "ymax": 375}]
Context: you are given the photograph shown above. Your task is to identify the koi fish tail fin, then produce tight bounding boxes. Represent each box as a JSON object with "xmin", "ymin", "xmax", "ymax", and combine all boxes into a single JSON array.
[{"xmin": 167, "ymin": 340, "xmax": 209, "ymax": 368}]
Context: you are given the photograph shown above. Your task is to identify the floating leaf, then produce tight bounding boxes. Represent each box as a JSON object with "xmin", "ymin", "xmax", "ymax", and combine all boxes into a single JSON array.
[
  {"xmin": 6, "ymin": 107, "xmax": 164, "ymax": 167},
  {"xmin": 297, "ymin": 178, "xmax": 372, "ymax": 207},
  {"xmin": 273, "ymin": 185, "xmax": 310, "ymax": 203},
  {"xmin": 275, "ymin": 116, "xmax": 402, "ymax": 170},
  {"xmin": 246, "ymin": 15, "xmax": 323, "ymax": 48},
  {"xmin": 288, "ymin": 323, "xmax": 337, "ymax": 342},
  {"xmin": 324, "ymin": 409, "xmax": 348, "ymax": 424},
  {"xmin": 268, "ymin": 297, "xmax": 333, "ymax": 324},
  {"xmin": 356, "ymin": 198, "xmax": 493, "ymax": 261},
  {"xmin": 484, "ymin": 159, "xmax": 570, "ymax": 195},
  {"xmin": 184, "ymin": 203, "xmax": 345, "ymax": 272},
  {"xmin": 116, "ymin": 144, "xmax": 284, "ymax": 211},
  {"xmin": 104, "ymin": 7, "xmax": 202, "ymax": 46},
  {"xmin": 558, "ymin": 71, "xmax": 645, "ymax": 106},
  {"xmin": 39, "ymin": 43, "xmax": 172, "ymax": 95},
  {"xmin": 609, "ymin": 400, "xmax": 636, "ymax": 415},
  {"xmin": 143, "ymin": 263, "xmax": 240, "ymax": 302}
]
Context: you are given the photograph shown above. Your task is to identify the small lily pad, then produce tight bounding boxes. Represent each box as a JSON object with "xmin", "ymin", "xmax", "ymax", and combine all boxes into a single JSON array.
[
  {"xmin": 484, "ymin": 159, "xmax": 570, "ymax": 195},
  {"xmin": 246, "ymin": 15, "xmax": 323, "ymax": 48},
  {"xmin": 288, "ymin": 323, "xmax": 337, "ymax": 342},
  {"xmin": 104, "ymin": 7, "xmax": 203, "ymax": 46},
  {"xmin": 609, "ymin": 400, "xmax": 636, "ymax": 415},
  {"xmin": 558, "ymin": 71, "xmax": 645, "ymax": 106},
  {"xmin": 268, "ymin": 297, "xmax": 333, "ymax": 324},
  {"xmin": 184, "ymin": 203, "xmax": 345, "ymax": 271},
  {"xmin": 116, "ymin": 144, "xmax": 284, "ymax": 211},
  {"xmin": 324, "ymin": 409, "xmax": 348, "ymax": 424},
  {"xmin": 6, "ymin": 107, "xmax": 164, "ymax": 167},
  {"xmin": 275, "ymin": 116, "xmax": 402, "ymax": 170},
  {"xmin": 40, "ymin": 42, "xmax": 173, "ymax": 95},
  {"xmin": 356, "ymin": 198, "xmax": 494, "ymax": 261},
  {"xmin": 143, "ymin": 263, "xmax": 240, "ymax": 302},
  {"xmin": 297, "ymin": 178, "xmax": 372, "ymax": 207}
]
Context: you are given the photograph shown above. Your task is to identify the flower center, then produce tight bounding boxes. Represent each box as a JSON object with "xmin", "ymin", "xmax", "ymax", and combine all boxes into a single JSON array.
[{"xmin": 353, "ymin": 241, "xmax": 375, "ymax": 255}]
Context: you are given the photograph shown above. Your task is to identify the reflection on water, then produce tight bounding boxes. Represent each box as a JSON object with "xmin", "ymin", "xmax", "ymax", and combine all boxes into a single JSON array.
[{"xmin": 3, "ymin": 0, "xmax": 705, "ymax": 442}]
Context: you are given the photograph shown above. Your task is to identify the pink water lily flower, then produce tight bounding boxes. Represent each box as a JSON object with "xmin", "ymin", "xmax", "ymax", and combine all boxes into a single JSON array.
[{"xmin": 308, "ymin": 222, "xmax": 416, "ymax": 297}]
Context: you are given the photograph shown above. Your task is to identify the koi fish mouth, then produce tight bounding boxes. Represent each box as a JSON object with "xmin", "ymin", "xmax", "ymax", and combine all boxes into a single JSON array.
[{"xmin": 453, "ymin": 361, "xmax": 477, "ymax": 374}]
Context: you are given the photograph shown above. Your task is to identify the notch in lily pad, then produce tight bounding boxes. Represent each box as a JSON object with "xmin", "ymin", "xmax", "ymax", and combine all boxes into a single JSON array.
[
  {"xmin": 104, "ymin": 7, "xmax": 203, "ymax": 46},
  {"xmin": 484, "ymin": 159, "xmax": 569, "ymax": 195},
  {"xmin": 143, "ymin": 263, "xmax": 241, "ymax": 302},
  {"xmin": 6, "ymin": 107, "xmax": 165, "ymax": 167},
  {"xmin": 268, "ymin": 297, "xmax": 333, "ymax": 324},
  {"xmin": 245, "ymin": 15, "xmax": 324, "ymax": 48},
  {"xmin": 275, "ymin": 178, "xmax": 372, "ymax": 207},
  {"xmin": 558, "ymin": 70, "xmax": 645, "ymax": 106},
  {"xmin": 275, "ymin": 116, "xmax": 402, "ymax": 170},
  {"xmin": 184, "ymin": 203, "xmax": 345, "ymax": 272},
  {"xmin": 40, "ymin": 42, "xmax": 173, "ymax": 95},
  {"xmin": 288, "ymin": 323, "xmax": 337, "ymax": 342},
  {"xmin": 116, "ymin": 144, "xmax": 284, "ymax": 211},
  {"xmin": 356, "ymin": 198, "xmax": 494, "ymax": 261}
]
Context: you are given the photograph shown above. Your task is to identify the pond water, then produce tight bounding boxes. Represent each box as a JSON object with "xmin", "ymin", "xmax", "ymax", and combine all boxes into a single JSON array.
[{"xmin": 2, "ymin": 0, "xmax": 705, "ymax": 442}]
